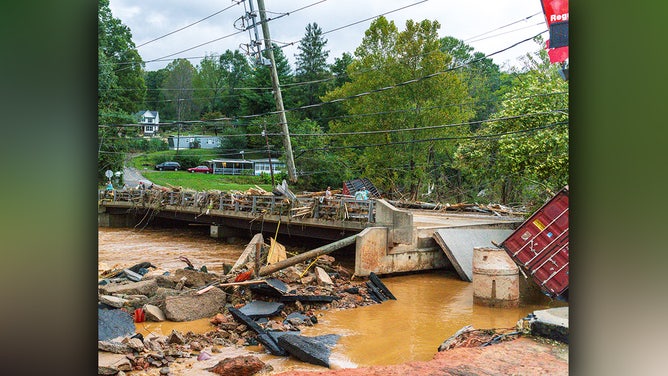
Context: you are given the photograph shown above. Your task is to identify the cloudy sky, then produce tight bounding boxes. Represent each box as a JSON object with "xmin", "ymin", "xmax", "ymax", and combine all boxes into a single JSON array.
[{"xmin": 109, "ymin": 0, "xmax": 548, "ymax": 71}]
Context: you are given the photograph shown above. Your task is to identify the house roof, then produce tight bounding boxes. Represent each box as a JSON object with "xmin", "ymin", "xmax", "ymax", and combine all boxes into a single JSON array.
[{"xmin": 135, "ymin": 110, "xmax": 158, "ymax": 118}]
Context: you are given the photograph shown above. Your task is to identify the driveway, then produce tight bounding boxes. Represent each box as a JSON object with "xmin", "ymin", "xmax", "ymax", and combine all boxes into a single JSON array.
[{"xmin": 123, "ymin": 166, "xmax": 153, "ymax": 189}]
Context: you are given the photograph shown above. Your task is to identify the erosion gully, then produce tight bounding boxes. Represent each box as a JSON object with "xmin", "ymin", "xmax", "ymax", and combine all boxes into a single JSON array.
[{"xmin": 98, "ymin": 227, "xmax": 563, "ymax": 374}]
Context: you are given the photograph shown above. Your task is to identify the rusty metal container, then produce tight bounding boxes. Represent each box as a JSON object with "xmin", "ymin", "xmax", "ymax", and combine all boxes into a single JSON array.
[
  {"xmin": 501, "ymin": 186, "xmax": 569, "ymax": 300},
  {"xmin": 472, "ymin": 246, "xmax": 520, "ymax": 308}
]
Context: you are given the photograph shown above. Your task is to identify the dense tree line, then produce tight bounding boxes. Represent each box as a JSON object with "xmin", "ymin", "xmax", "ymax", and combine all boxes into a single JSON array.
[{"xmin": 98, "ymin": 1, "xmax": 568, "ymax": 208}]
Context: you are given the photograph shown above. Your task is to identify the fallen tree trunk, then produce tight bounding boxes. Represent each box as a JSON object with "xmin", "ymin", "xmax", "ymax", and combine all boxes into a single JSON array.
[{"xmin": 258, "ymin": 234, "xmax": 357, "ymax": 277}]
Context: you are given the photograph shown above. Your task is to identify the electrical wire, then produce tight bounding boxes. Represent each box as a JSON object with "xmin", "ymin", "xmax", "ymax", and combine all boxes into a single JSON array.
[
  {"xmin": 135, "ymin": 2, "xmax": 243, "ymax": 49},
  {"xmin": 463, "ymin": 12, "xmax": 542, "ymax": 42}
]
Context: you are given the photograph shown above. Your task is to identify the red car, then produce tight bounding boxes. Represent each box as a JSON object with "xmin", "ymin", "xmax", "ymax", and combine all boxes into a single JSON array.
[{"xmin": 187, "ymin": 165, "xmax": 212, "ymax": 174}]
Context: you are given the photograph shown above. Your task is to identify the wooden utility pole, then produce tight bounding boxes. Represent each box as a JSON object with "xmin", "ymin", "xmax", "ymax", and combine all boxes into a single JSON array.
[{"xmin": 255, "ymin": 0, "xmax": 297, "ymax": 182}]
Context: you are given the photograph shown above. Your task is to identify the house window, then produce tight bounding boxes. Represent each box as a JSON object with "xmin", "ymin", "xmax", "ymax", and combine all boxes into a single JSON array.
[
  {"xmin": 145, "ymin": 126, "xmax": 154, "ymax": 132},
  {"xmin": 146, "ymin": 118, "xmax": 154, "ymax": 123}
]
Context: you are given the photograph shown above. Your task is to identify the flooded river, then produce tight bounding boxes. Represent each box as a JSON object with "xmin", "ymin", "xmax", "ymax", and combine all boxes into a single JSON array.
[{"xmin": 98, "ymin": 227, "xmax": 564, "ymax": 374}]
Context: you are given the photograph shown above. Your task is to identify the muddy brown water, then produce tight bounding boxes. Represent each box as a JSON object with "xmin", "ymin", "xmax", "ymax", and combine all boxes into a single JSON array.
[{"xmin": 98, "ymin": 227, "xmax": 565, "ymax": 374}]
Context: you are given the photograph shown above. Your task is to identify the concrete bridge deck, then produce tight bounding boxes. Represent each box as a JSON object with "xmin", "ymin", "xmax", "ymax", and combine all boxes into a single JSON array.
[{"xmin": 98, "ymin": 189, "xmax": 523, "ymax": 276}]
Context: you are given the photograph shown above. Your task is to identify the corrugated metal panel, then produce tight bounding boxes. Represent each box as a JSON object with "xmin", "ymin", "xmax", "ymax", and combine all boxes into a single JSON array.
[{"xmin": 501, "ymin": 187, "xmax": 569, "ymax": 298}]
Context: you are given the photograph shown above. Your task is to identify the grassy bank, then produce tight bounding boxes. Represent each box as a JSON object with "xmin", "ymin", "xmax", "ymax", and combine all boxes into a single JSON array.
[{"xmin": 138, "ymin": 170, "xmax": 273, "ymax": 192}]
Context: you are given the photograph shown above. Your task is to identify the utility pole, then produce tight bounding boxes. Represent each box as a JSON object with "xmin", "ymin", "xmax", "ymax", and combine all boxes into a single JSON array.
[
  {"xmin": 262, "ymin": 122, "xmax": 275, "ymax": 186},
  {"xmin": 176, "ymin": 98, "xmax": 183, "ymax": 155},
  {"xmin": 255, "ymin": 0, "xmax": 297, "ymax": 182}
]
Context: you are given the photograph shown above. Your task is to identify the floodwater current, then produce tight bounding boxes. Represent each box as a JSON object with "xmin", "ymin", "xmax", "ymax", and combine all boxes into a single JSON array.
[{"xmin": 98, "ymin": 227, "xmax": 565, "ymax": 374}]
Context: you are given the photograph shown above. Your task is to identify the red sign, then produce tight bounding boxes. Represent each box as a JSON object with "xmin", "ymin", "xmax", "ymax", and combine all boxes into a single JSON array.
[
  {"xmin": 541, "ymin": 0, "xmax": 569, "ymax": 62},
  {"xmin": 541, "ymin": 0, "xmax": 569, "ymax": 26}
]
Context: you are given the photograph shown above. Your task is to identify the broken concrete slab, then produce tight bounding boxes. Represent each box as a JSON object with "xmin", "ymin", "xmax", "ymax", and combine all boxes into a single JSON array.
[
  {"xmin": 98, "ymin": 340, "xmax": 131, "ymax": 354},
  {"xmin": 143, "ymin": 304, "xmax": 166, "ymax": 322},
  {"xmin": 528, "ymin": 307, "xmax": 569, "ymax": 344},
  {"xmin": 173, "ymin": 268, "xmax": 219, "ymax": 288},
  {"xmin": 433, "ymin": 228, "xmax": 514, "ymax": 282},
  {"xmin": 99, "ymin": 294, "xmax": 129, "ymax": 308},
  {"xmin": 98, "ymin": 308, "xmax": 135, "ymax": 341},
  {"xmin": 99, "ymin": 278, "xmax": 158, "ymax": 296},
  {"xmin": 315, "ymin": 267, "xmax": 333, "ymax": 285},
  {"xmin": 277, "ymin": 334, "xmax": 340, "ymax": 368},
  {"xmin": 123, "ymin": 268, "xmax": 143, "ymax": 282},
  {"xmin": 163, "ymin": 288, "xmax": 226, "ymax": 322},
  {"xmin": 238, "ymin": 300, "xmax": 285, "ymax": 319},
  {"xmin": 98, "ymin": 352, "xmax": 132, "ymax": 375}
]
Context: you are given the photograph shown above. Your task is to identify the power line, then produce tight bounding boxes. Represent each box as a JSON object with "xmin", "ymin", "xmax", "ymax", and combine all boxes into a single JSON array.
[
  {"xmin": 97, "ymin": 90, "xmax": 567, "ymax": 129},
  {"xmin": 463, "ymin": 12, "xmax": 542, "ymax": 42},
  {"xmin": 298, "ymin": 121, "xmax": 568, "ymax": 153},
  {"xmin": 466, "ymin": 22, "xmax": 545, "ymax": 44},
  {"xmin": 228, "ymin": 30, "xmax": 547, "ymax": 122},
  {"xmin": 135, "ymin": 2, "xmax": 243, "ymax": 49}
]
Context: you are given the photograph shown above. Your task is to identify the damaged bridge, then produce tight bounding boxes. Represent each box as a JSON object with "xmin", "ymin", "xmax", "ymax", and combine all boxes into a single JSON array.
[{"xmin": 99, "ymin": 190, "xmax": 523, "ymax": 276}]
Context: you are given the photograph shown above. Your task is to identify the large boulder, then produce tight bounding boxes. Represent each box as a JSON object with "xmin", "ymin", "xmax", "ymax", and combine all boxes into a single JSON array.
[
  {"xmin": 98, "ymin": 352, "xmax": 132, "ymax": 375},
  {"xmin": 99, "ymin": 279, "xmax": 158, "ymax": 296},
  {"xmin": 173, "ymin": 269, "xmax": 219, "ymax": 288},
  {"xmin": 98, "ymin": 308, "xmax": 135, "ymax": 341},
  {"xmin": 143, "ymin": 304, "xmax": 166, "ymax": 322},
  {"xmin": 207, "ymin": 355, "xmax": 269, "ymax": 376},
  {"xmin": 163, "ymin": 288, "xmax": 226, "ymax": 321}
]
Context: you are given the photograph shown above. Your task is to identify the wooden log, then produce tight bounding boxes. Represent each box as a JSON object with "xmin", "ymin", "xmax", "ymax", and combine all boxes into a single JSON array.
[{"xmin": 259, "ymin": 235, "xmax": 357, "ymax": 277}]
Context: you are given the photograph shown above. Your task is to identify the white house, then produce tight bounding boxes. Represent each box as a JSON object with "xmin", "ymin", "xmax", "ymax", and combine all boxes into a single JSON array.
[{"xmin": 136, "ymin": 110, "xmax": 160, "ymax": 136}]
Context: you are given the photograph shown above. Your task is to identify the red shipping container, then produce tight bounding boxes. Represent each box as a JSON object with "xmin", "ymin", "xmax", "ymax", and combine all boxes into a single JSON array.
[{"xmin": 501, "ymin": 187, "xmax": 569, "ymax": 299}]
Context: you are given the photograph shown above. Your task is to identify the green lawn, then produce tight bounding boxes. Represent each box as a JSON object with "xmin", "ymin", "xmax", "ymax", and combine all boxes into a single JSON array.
[
  {"xmin": 139, "ymin": 170, "xmax": 273, "ymax": 192},
  {"xmin": 130, "ymin": 150, "xmax": 274, "ymax": 192}
]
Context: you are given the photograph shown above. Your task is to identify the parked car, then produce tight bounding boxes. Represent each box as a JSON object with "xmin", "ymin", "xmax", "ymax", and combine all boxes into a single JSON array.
[
  {"xmin": 155, "ymin": 161, "xmax": 181, "ymax": 171},
  {"xmin": 187, "ymin": 165, "xmax": 212, "ymax": 174}
]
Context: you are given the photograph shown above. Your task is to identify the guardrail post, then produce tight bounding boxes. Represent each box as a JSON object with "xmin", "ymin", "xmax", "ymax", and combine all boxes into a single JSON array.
[
  {"xmin": 252, "ymin": 196, "xmax": 257, "ymax": 214},
  {"xmin": 368, "ymin": 200, "xmax": 375, "ymax": 222}
]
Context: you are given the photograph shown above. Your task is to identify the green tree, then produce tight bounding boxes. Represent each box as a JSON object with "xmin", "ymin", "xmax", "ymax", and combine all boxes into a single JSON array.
[
  {"xmin": 440, "ymin": 36, "xmax": 505, "ymax": 124},
  {"xmin": 217, "ymin": 50, "xmax": 252, "ymax": 118},
  {"xmin": 454, "ymin": 39, "xmax": 569, "ymax": 207},
  {"xmin": 98, "ymin": 0, "xmax": 145, "ymax": 113},
  {"xmin": 293, "ymin": 23, "xmax": 331, "ymax": 124},
  {"xmin": 323, "ymin": 17, "xmax": 473, "ymax": 200},
  {"xmin": 162, "ymin": 58, "xmax": 198, "ymax": 121},
  {"xmin": 144, "ymin": 69, "xmax": 169, "ymax": 113},
  {"xmin": 241, "ymin": 44, "xmax": 295, "ymax": 116}
]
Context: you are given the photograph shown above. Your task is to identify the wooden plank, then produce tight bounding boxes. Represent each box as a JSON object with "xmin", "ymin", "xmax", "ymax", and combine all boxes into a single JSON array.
[{"xmin": 229, "ymin": 233, "xmax": 264, "ymax": 274}]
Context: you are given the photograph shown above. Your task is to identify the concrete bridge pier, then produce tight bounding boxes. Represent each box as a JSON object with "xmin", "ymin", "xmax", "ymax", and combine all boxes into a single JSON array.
[
  {"xmin": 210, "ymin": 225, "xmax": 244, "ymax": 242},
  {"xmin": 98, "ymin": 211, "xmax": 138, "ymax": 228},
  {"xmin": 354, "ymin": 199, "xmax": 449, "ymax": 276}
]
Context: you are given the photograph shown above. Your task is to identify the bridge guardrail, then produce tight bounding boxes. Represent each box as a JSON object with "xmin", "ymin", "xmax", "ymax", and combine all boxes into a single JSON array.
[{"xmin": 99, "ymin": 189, "xmax": 375, "ymax": 223}]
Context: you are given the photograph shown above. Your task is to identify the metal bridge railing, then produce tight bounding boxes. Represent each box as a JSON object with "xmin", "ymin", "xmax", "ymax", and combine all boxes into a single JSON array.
[{"xmin": 99, "ymin": 189, "xmax": 375, "ymax": 223}]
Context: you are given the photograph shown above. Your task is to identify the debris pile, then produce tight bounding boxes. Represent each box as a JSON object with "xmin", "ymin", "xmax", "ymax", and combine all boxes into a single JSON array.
[{"xmin": 97, "ymin": 235, "xmax": 396, "ymax": 374}]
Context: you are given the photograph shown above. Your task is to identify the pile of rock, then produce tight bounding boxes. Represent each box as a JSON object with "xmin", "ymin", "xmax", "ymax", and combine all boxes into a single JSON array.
[{"xmin": 98, "ymin": 253, "xmax": 395, "ymax": 375}]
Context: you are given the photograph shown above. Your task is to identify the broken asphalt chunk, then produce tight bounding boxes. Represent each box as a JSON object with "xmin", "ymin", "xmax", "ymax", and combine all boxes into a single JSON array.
[
  {"xmin": 228, "ymin": 307, "xmax": 286, "ymax": 356},
  {"xmin": 369, "ymin": 272, "xmax": 396, "ymax": 300},
  {"xmin": 250, "ymin": 278, "xmax": 290, "ymax": 298},
  {"xmin": 238, "ymin": 300, "xmax": 285, "ymax": 319},
  {"xmin": 277, "ymin": 334, "xmax": 340, "ymax": 368}
]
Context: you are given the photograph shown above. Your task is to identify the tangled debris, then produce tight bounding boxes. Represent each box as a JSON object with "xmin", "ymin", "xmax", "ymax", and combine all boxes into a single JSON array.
[{"xmin": 97, "ymin": 235, "xmax": 395, "ymax": 375}]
